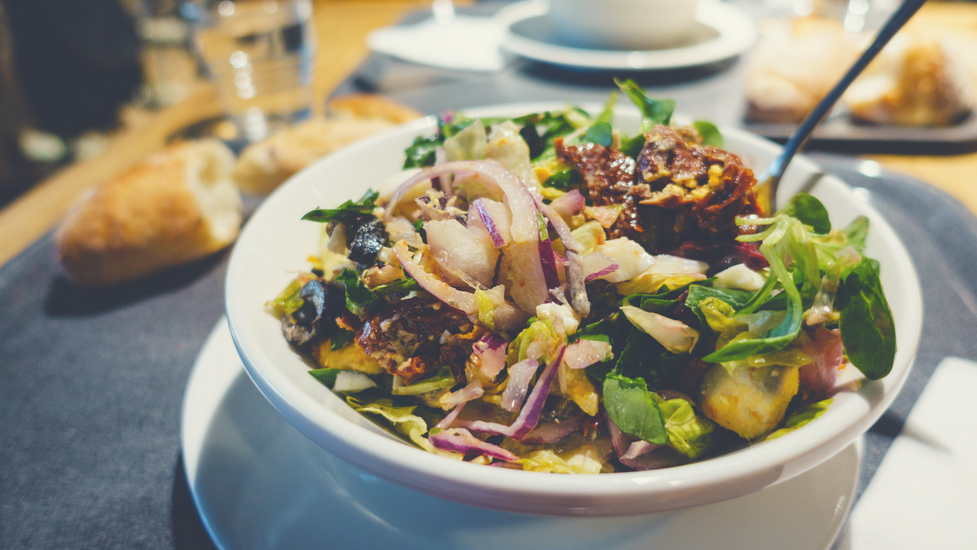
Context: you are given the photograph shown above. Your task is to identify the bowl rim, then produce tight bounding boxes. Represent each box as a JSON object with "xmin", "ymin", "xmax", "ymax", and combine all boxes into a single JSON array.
[{"xmin": 225, "ymin": 102, "xmax": 922, "ymax": 512}]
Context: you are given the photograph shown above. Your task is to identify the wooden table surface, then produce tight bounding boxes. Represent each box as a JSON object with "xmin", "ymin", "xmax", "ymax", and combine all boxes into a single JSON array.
[{"xmin": 0, "ymin": 0, "xmax": 975, "ymax": 268}]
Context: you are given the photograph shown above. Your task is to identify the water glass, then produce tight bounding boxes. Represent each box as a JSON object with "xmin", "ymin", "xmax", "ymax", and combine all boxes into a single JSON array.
[{"xmin": 183, "ymin": 0, "xmax": 316, "ymax": 142}]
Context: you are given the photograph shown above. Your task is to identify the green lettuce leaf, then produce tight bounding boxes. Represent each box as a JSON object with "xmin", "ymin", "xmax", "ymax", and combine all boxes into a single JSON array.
[
  {"xmin": 765, "ymin": 399, "xmax": 833, "ymax": 441},
  {"xmin": 302, "ymin": 189, "xmax": 380, "ymax": 225},
  {"xmin": 656, "ymin": 396, "xmax": 715, "ymax": 459},
  {"xmin": 336, "ymin": 268, "xmax": 383, "ymax": 319},
  {"xmin": 346, "ymin": 396, "xmax": 441, "ymax": 453},
  {"xmin": 602, "ymin": 373, "xmax": 668, "ymax": 445}
]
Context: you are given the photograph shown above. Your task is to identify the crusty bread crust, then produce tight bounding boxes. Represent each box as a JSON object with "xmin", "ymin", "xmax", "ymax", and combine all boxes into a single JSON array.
[
  {"xmin": 56, "ymin": 139, "xmax": 241, "ymax": 287},
  {"xmin": 328, "ymin": 93, "xmax": 423, "ymax": 124},
  {"xmin": 232, "ymin": 94, "xmax": 424, "ymax": 195}
]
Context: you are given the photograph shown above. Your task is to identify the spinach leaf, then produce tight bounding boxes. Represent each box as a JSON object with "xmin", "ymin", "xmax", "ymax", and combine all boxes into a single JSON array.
[
  {"xmin": 603, "ymin": 373, "xmax": 668, "ymax": 445},
  {"xmin": 684, "ymin": 284, "xmax": 753, "ymax": 326},
  {"xmin": 330, "ymin": 330, "xmax": 356, "ymax": 351},
  {"xmin": 373, "ymin": 277, "xmax": 422, "ymax": 296},
  {"xmin": 620, "ymin": 134, "xmax": 646, "ymax": 159},
  {"xmin": 302, "ymin": 190, "xmax": 380, "ymax": 225},
  {"xmin": 309, "ymin": 368, "xmax": 342, "ymax": 387},
  {"xmin": 693, "ymin": 121, "xmax": 723, "ymax": 147},
  {"xmin": 615, "ymin": 78, "xmax": 675, "ymax": 131},
  {"xmin": 336, "ymin": 269, "xmax": 384, "ymax": 319},
  {"xmin": 544, "ymin": 169, "xmax": 583, "ymax": 190},
  {"xmin": 402, "ymin": 135, "xmax": 440, "ymax": 169},
  {"xmin": 703, "ymin": 246, "xmax": 803, "ymax": 362},
  {"xmin": 595, "ymin": 91, "xmax": 618, "ymax": 125},
  {"xmin": 779, "ymin": 193, "xmax": 831, "ymax": 234},
  {"xmin": 584, "ymin": 122, "xmax": 613, "ymax": 147},
  {"xmin": 519, "ymin": 122, "xmax": 545, "ymax": 159},
  {"xmin": 835, "ymin": 258, "xmax": 896, "ymax": 380},
  {"xmin": 614, "ymin": 328, "xmax": 666, "ymax": 385}
]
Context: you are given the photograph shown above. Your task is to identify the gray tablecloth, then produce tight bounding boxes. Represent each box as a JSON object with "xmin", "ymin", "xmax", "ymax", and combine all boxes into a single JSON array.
[{"xmin": 4, "ymin": 6, "xmax": 977, "ymax": 549}]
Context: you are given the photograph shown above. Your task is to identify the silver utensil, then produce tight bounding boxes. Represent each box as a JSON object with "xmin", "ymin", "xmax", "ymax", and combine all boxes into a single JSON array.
[{"xmin": 757, "ymin": 0, "xmax": 928, "ymax": 212}]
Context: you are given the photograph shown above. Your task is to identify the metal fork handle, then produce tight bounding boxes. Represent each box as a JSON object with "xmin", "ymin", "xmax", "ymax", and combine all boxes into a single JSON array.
[{"xmin": 760, "ymin": 0, "xmax": 929, "ymax": 209}]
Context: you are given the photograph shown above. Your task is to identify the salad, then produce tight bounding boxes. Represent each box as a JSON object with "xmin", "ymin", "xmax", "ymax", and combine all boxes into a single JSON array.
[{"xmin": 268, "ymin": 80, "xmax": 896, "ymax": 474}]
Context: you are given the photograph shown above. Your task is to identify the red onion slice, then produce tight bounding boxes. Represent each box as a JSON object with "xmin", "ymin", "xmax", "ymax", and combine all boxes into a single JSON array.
[
  {"xmin": 425, "ymin": 219, "xmax": 499, "ymax": 288},
  {"xmin": 520, "ymin": 412, "xmax": 586, "ymax": 445},
  {"xmin": 468, "ymin": 198, "xmax": 512, "ymax": 248},
  {"xmin": 428, "ymin": 428, "xmax": 518, "ymax": 462},
  {"xmin": 435, "ymin": 402, "xmax": 466, "ymax": 430},
  {"xmin": 606, "ymin": 414, "xmax": 687, "ymax": 470},
  {"xmin": 472, "ymin": 333, "xmax": 507, "ymax": 381},
  {"xmin": 538, "ymin": 239, "xmax": 562, "ymax": 290},
  {"xmin": 392, "ymin": 241, "xmax": 477, "ymax": 315},
  {"xmin": 385, "ymin": 161, "xmax": 540, "ymax": 246},
  {"xmin": 468, "ymin": 345, "xmax": 566, "ymax": 441},
  {"xmin": 501, "ymin": 358, "xmax": 540, "ymax": 412},
  {"xmin": 539, "ymin": 204, "xmax": 590, "ymax": 318},
  {"xmin": 499, "ymin": 241, "xmax": 549, "ymax": 313},
  {"xmin": 564, "ymin": 338, "xmax": 614, "ymax": 369},
  {"xmin": 549, "ymin": 189, "xmax": 586, "ymax": 220},
  {"xmin": 441, "ymin": 379, "xmax": 484, "ymax": 408}
]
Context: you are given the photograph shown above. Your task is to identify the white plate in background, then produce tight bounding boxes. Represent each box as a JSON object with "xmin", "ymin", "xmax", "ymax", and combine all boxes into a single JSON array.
[{"xmin": 497, "ymin": 0, "xmax": 757, "ymax": 70}]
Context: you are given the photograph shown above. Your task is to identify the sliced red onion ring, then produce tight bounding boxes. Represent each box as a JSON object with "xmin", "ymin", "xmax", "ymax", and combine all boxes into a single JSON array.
[
  {"xmin": 428, "ymin": 427, "xmax": 518, "ymax": 462},
  {"xmin": 499, "ymin": 241, "xmax": 549, "ymax": 313},
  {"xmin": 539, "ymin": 239, "xmax": 562, "ymax": 289},
  {"xmin": 472, "ymin": 334, "xmax": 507, "ymax": 381},
  {"xmin": 564, "ymin": 338, "xmax": 614, "ymax": 370},
  {"xmin": 501, "ymin": 358, "xmax": 540, "ymax": 412},
  {"xmin": 392, "ymin": 241, "xmax": 477, "ymax": 315},
  {"xmin": 468, "ymin": 198, "xmax": 511, "ymax": 248},
  {"xmin": 385, "ymin": 161, "xmax": 540, "ymax": 245},
  {"xmin": 549, "ymin": 189, "xmax": 586, "ymax": 220},
  {"xmin": 441, "ymin": 379, "xmax": 484, "ymax": 408},
  {"xmin": 538, "ymin": 204, "xmax": 590, "ymax": 318},
  {"xmin": 425, "ymin": 219, "xmax": 499, "ymax": 288},
  {"xmin": 468, "ymin": 345, "xmax": 566, "ymax": 441},
  {"xmin": 520, "ymin": 412, "xmax": 585, "ymax": 445},
  {"xmin": 435, "ymin": 402, "xmax": 466, "ymax": 430}
]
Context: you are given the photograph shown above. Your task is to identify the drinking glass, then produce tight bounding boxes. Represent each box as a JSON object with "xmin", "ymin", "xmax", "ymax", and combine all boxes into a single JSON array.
[{"xmin": 183, "ymin": 0, "xmax": 316, "ymax": 142}]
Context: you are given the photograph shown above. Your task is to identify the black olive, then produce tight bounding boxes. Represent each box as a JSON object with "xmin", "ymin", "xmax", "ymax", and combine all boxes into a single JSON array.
[
  {"xmin": 348, "ymin": 219, "xmax": 387, "ymax": 265},
  {"xmin": 282, "ymin": 316, "xmax": 314, "ymax": 346}
]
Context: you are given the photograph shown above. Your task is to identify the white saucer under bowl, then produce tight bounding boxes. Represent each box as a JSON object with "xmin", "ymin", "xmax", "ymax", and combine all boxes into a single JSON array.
[
  {"xmin": 182, "ymin": 319, "xmax": 861, "ymax": 550},
  {"xmin": 496, "ymin": 0, "xmax": 757, "ymax": 70}
]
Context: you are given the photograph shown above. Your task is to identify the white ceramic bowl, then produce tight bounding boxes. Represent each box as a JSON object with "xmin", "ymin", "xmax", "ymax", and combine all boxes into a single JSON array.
[
  {"xmin": 225, "ymin": 103, "xmax": 922, "ymax": 517},
  {"xmin": 547, "ymin": 0, "xmax": 702, "ymax": 50}
]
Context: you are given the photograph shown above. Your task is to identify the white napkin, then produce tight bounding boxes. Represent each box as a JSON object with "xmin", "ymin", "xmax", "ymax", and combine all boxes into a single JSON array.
[
  {"xmin": 837, "ymin": 357, "xmax": 977, "ymax": 549},
  {"xmin": 366, "ymin": 14, "xmax": 506, "ymax": 72}
]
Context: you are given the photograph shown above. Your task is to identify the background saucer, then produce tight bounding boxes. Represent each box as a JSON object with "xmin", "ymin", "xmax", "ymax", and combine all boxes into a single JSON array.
[
  {"xmin": 497, "ymin": 0, "xmax": 757, "ymax": 70},
  {"xmin": 183, "ymin": 320, "xmax": 860, "ymax": 550}
]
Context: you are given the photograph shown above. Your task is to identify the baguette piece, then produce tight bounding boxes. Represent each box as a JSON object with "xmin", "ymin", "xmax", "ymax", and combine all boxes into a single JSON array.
[
  {"xmin": 56, "ymin": 139, "xmax": 242, "ymax": 287},
  {"xmin": 232, "ymin": 94, "xmax": 423, "ymax": 195}
]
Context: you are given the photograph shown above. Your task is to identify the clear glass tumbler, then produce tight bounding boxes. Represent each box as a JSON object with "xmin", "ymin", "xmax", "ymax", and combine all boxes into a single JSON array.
[{"xmin": 183, "ymin": 0, "xmax": 316, "ymax": 141}]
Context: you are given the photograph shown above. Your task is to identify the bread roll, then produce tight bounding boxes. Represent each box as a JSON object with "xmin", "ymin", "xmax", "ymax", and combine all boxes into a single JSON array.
[
  {"xmin": 56, "ymin": 139, "xmax": 242, "ymax": 287},
  {"xmin": 745, "ymin": 29, "xmax": 858, "ymax": 124},
  {"xmin": 844, "ymin": 33, "xmax": 973, "ymax": 126},
  {"xmin": 232, "ymin": 94, "xmax": 423, "ymax": 195}
]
